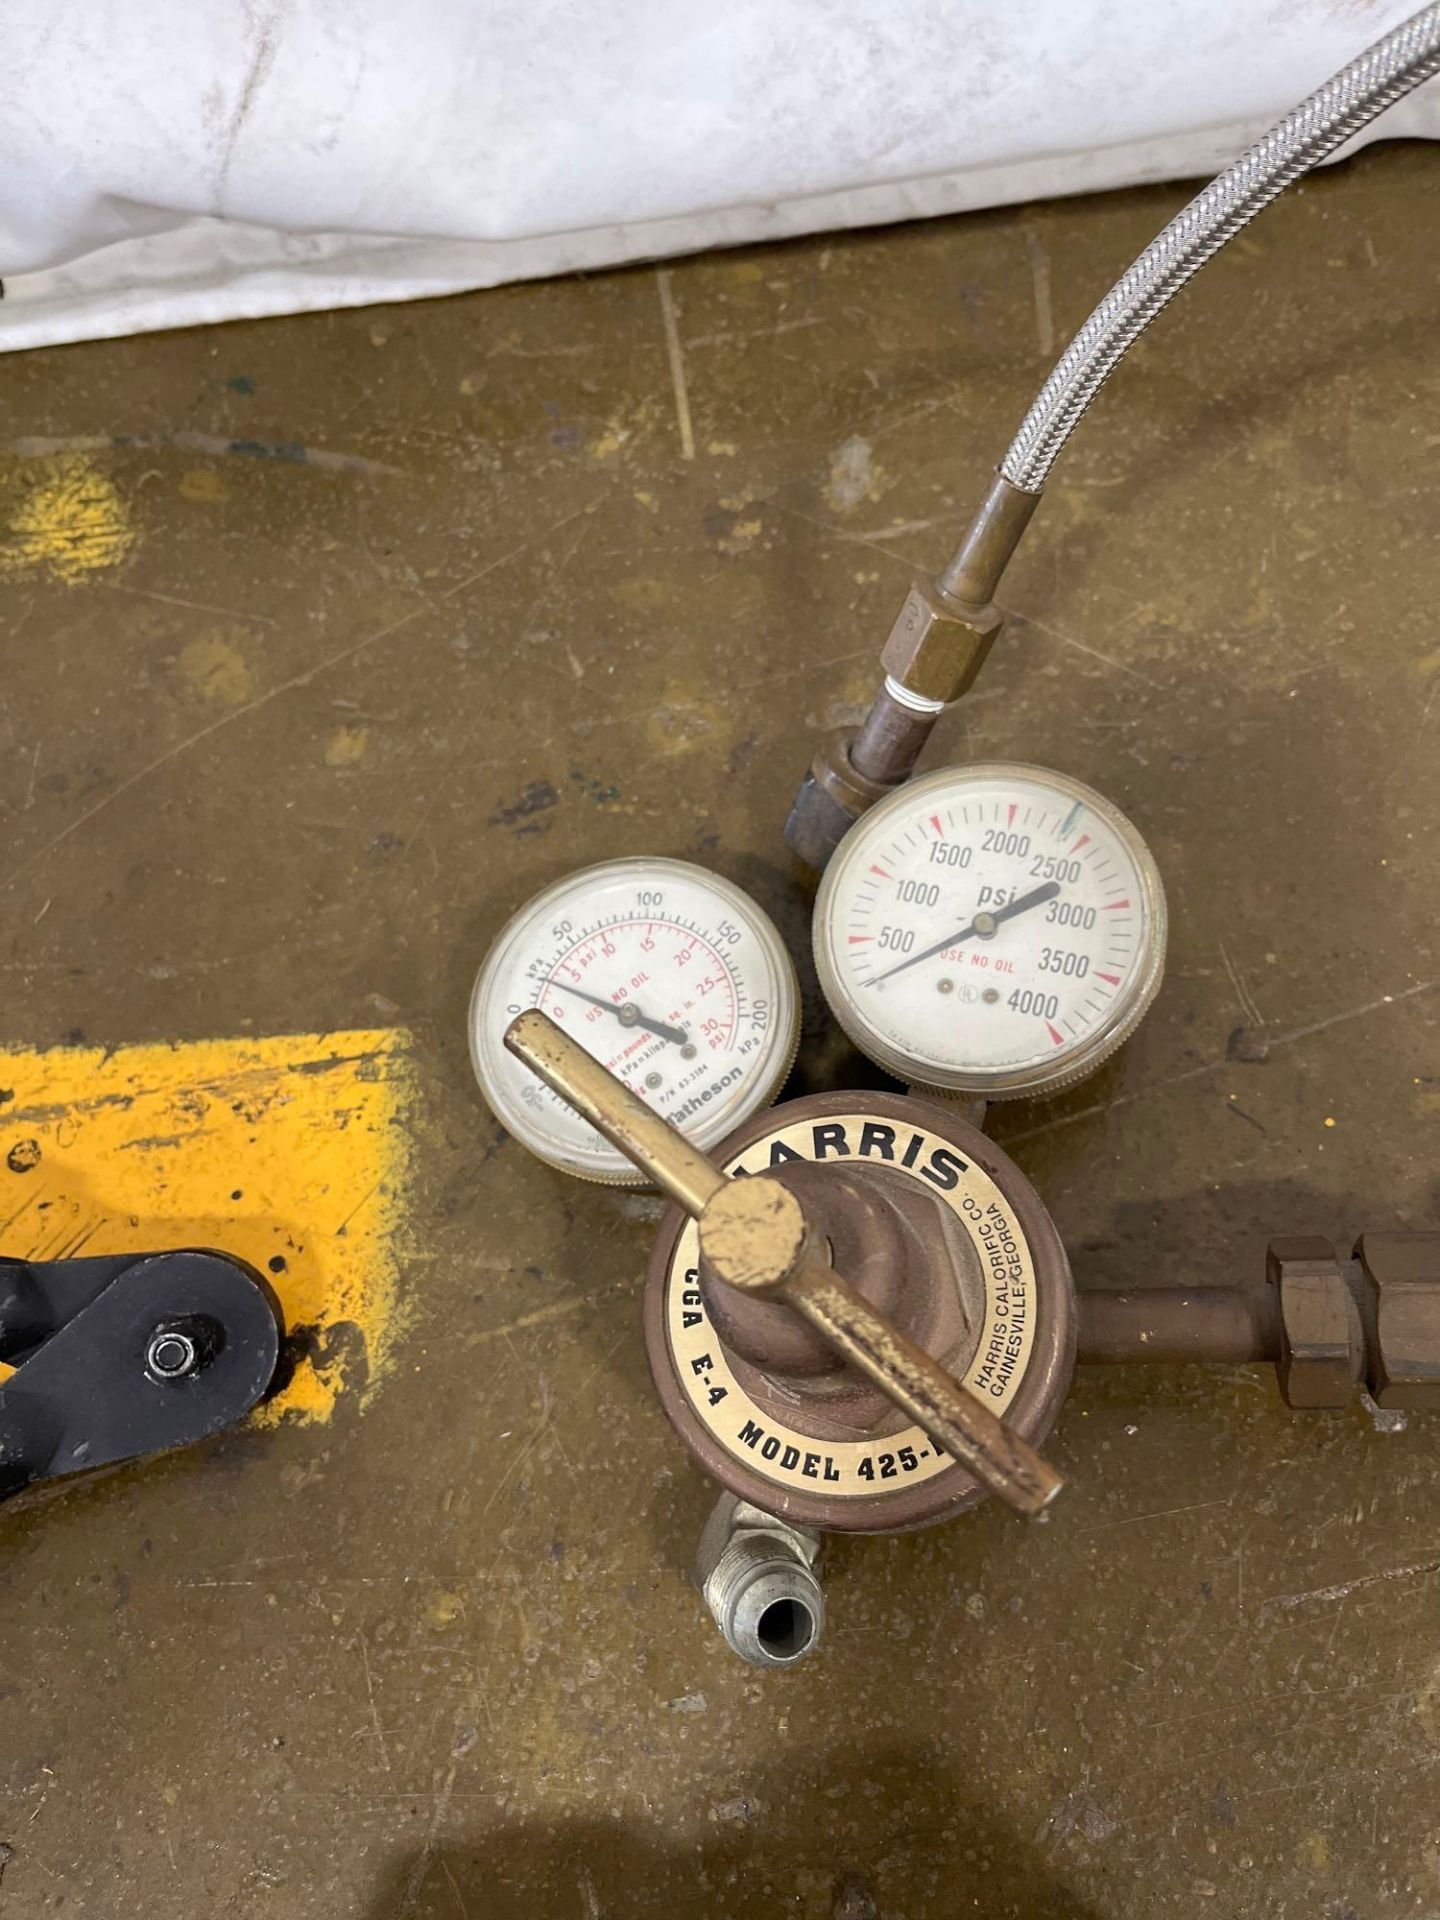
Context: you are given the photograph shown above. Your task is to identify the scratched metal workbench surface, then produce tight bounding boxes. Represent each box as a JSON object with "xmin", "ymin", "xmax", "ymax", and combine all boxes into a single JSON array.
[{"xmin": 0, "ymin": 141, "xmax": 1437, "ymax": 1919}]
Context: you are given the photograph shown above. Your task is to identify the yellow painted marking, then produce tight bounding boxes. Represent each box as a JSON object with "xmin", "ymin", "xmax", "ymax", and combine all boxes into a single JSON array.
[
  {"xmin": 587, "ymin": 416, "xmax": 629, "ymax": 460},
  {"xmin": 324, "ymin": 722, "xmax": 370, "ymax": 767},
  {"xmin": 609, "ymin": 575, "xmax": 668, "ymax": 613},
  {"xmin": 644, "ymin": 677, "xmax": 729, "ymax": 760},
  {"xmin": 0, "ymin": 454, "xmax": 136, "ymax": 582},
  {"xmin": 425, "ymin": 1590, "xmax": 465, "ymax": 1629},
  {"xmin": 177, "ymin": 630, "xmax": 255, "ymax": 707},
  {"xmin": 0, "ymin": 1030, "xmax": 416, "ymax": 1424},
  {"xmin": 179, "ymin": 467, "xmax": 227, "ymax": 503}
]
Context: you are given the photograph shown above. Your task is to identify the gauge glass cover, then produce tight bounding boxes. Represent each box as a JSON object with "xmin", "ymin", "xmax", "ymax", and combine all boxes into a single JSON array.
[
  {"xmin": 813, "ymin": 763, "xmax": 1166, "ymax": 1098},
  {"xmin": 472, "ymin": 857, "xmax": 800, "ymax": 1180}
]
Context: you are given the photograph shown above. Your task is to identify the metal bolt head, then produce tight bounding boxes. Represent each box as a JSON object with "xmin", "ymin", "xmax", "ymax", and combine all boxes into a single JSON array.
[
  {"xmin": 1268, "ymin": 1237, "xmax": 1359, "ymax": 1409},
  {"xmin": 1355, "ymin": 1232, "xmax": 1440, "ymax": 1409},
  {"xmin": 146, "ymin": 1326, "xmax": 200, "ymax": 1382},
  {"xmin": 617, "ymin": 1003, "xmax": 639, "ymax": 1027}
]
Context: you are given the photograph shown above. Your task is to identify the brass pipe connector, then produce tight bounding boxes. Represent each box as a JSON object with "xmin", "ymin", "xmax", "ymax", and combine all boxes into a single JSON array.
[
  {"xmin": 936, "ymin": 471, "xmax": 1041, "ymax": 606},
  {"xmin": 784, "ymin": 473, "xmax": 1040, "ymax": 871},
  {"xmin": 1075, "ymin": 1234, "xmax": 1440, "ymax": 1412}
]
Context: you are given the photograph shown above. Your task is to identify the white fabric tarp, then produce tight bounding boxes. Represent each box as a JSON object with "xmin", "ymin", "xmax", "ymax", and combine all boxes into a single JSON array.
[{"xmin": 1, "ymin": 0, "xmax": 1435, "ymax": 352}]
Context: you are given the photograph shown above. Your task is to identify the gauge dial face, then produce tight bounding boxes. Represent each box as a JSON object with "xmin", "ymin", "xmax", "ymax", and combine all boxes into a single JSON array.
[
  {"xmin": 814, "ymin": 764, "xmax": 1166, "ymax": 1099},
  {"xmin": 471, "ymin": 858, "xmax": 799, "ymax": 1182}
]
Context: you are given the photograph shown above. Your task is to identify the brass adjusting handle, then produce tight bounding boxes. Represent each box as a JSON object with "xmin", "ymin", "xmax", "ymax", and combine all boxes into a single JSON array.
[{"xmin": 504, "ymin": 1009, "xmax": 1064, "ymax": 1518}]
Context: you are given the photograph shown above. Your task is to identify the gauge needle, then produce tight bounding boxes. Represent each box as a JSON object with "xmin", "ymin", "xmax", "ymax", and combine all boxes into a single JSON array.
[
  {"xmin": 865, "ymin": 881, "xmax": 1062, "ymax": 988},
  {"xmin": 549, "ymin": 980, "xmax": 689, "ymax": 1046}
]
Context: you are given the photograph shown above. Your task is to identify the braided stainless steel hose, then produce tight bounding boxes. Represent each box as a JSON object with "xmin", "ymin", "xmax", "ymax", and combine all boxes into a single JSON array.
[
  {"xmin": 1002, "ymin": 2, "xmax": 1440, "ymax": 492},
  {"xmin": 785, "ymin": 3, "xmax": 1440, "ymax": 872}
]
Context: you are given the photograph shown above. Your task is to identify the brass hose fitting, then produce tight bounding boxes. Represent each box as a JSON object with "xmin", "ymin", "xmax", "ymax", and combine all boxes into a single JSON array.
[{"xmin": 785, "ymin": 475, "xmax": 1039, "ymax": 871}]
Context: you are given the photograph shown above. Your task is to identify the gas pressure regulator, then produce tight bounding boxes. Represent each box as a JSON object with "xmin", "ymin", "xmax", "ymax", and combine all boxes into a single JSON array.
[
  {"xmin": 469, "ymin": 7, "xmax": 1440, "ymax": 1667},
  {"xmin": 472, "ymin": 776, "xmax": 1440, "ymax": 1670},
  {"xmin": 467, "ymin": 809, "xmax": 1111, "ymax": 1658}
]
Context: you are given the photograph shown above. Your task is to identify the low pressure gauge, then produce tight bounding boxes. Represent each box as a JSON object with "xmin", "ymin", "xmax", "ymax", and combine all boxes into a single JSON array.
[
  {"xmin": 471, "ymin": 858, "xmax": 800, "ymax": 1182},
  {"xmin": 814, "ymin": 763, "xmax": 1166, "ymax": 1099}
]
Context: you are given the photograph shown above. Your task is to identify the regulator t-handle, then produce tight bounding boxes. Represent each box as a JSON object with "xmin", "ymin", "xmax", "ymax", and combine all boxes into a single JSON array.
[{"xmin": 504, "ymin": 1009, "xmax": 1064, "ymax": 1518}]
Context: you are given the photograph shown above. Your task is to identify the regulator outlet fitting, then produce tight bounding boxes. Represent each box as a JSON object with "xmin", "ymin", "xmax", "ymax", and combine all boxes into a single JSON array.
[{"xmin": 695, "ymin": 1493, "xmax": 825, "ymax": 1668}]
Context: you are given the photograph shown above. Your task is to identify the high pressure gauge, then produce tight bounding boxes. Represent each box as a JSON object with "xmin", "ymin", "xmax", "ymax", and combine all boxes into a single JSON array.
[
  {"xmin": 814, "ymin": 763, "xmax": 1166, "ymax": 1100},
  {"xmin": 471, "ymin": 858, "xmax": 800, "ymax": 1182}
]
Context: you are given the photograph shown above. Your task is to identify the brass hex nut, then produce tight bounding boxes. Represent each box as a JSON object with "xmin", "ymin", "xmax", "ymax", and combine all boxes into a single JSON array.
[
  {"xmin": 879, "ymin": 576, "xmax": 1005, "ymax": 706},
  {"xmin": 809, "ymin": 730, "xmax": 895, "ymax": 817},
  {"xmin": 1356, "ymin": 1232, "xmax": 1440, "ymax": 1409},
  {"xmin": 1268, "ymin": 1236, "xmax": 1361, "ymax": 1409},
  {"xmin": 783, "ymin": 733, "xmax": 895, "ymax": 869}
]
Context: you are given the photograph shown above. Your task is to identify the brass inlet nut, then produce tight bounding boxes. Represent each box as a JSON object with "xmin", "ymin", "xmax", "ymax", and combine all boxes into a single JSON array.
[
  {"xmin": 783, "ymin": 730, "xmax": 899, "ymax": 871},
  {"xmin": 1268, "ymin": 1237, "xmax": 1362, "ymax": 1410},
  {"xmin": 810, "ymin": 729, "xmax": 897, "ymax": 817},
  {"xmin": 1355, "ymin": 1232, "xmax": 1440, "ymax": 1409},
  {"xmin": 880, "ymin": 576, "xmax": 1006, "ymax": 706}
]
